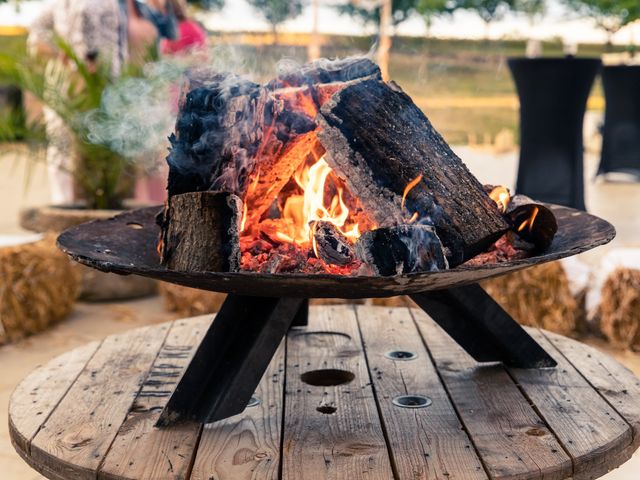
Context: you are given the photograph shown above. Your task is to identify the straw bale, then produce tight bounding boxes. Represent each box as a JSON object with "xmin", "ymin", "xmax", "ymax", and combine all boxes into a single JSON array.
[
  {"xmin": 310, "ymin": 299, "xmax": 366, "ymax": 305},
  {"xmin": 158, "ymin": 282, "xmax": 227, "ymax": 316},
  {"xmin": 482, "ymin": 261, "xmax": 580, "ymax": 336},
  {"xmin": 599, "ymin": 268, "xmax": 640, "ymax": 350},
  {"xmin": 0, "ymin": 235, "xmax": 79, "ymax": 344},
  {"xmin": 370, "ymin": 296, "xmax": 416, "ymax": 307}
]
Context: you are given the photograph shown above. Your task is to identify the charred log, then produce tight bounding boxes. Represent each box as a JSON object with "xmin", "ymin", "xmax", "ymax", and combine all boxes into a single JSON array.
[
  {"xmin": 355, "ymin": 225, "xmax": 448, "ymax": 276},
  {"xmin": 317, "ymin": 79, "xmax": 510, "ymax": 266},
  {"xmin": 167, "ymin": 59, "xmax": 383, "ymax": 229},
  {"xmin": 312, "ymin": 221, "xmax": 356, "ymax": 266},
  {"xmin": 506, "ymin": 195, "xmax": 558, "ymax": 251},
  {"xmin": 160, "ymin": 191, "xmax": 242, "ymax": 272},
  {"xmin": 266, "ymin": 57, "xmax": 381, "ymax": 90}
]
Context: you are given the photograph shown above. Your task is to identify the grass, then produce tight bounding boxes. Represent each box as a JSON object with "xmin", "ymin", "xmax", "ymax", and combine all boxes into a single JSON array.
[{"xmin": 1, "ymin": 32, "xmax": 616, "ymax": 146}]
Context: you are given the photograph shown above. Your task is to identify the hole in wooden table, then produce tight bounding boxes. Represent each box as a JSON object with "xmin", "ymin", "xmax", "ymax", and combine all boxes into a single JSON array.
[
  {"xmin": 385, "ymin": 350, "xmax": 418, "ymax": 361},
  {"xmin": 392, "ymin": 395, "xmax": 432, "ymax": 409},
  {"xmin": 301, "ymin": 369, "xmax": 355, "ymax": 386},
  {"xmin": 316, "ymin": 405, "xmax": 337, "ymax": 414}
]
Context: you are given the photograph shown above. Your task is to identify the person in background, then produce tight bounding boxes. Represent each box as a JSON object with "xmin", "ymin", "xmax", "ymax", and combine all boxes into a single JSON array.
[
  {"xmin": 161, "ymin": 0, "xmax": 208, "ymax": 55},
  {"xmin": 28, "ymin": 0, "xmax": 177, "ymax": 205},
  {"xmin": 133, "ymin": 0, "xmax": 208, "ymax": 205}
]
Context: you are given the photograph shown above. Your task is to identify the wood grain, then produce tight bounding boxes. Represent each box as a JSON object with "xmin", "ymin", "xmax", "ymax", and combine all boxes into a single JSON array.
[
  {"xmin": 160, "ymin": 192, "xmax": 242, "ymax": 272},
  {"xmin": 98, "ymin": 317, "xmax": 211, "ymax": 480},
  {"xmin": 317, "ymin": 79, "xmax": 509, "ymax": 265},
  {"xmin": 355, "ymin": 305, "xmax": 487, "ymax": 480},
  {"xmin": 281, "ymin": 305, "xmax": 394, "ymax": 480},
  {"xmin": 29, "ymin": 323, "xmax": 171, "ymax": 480},
  {"xmin": 509, "ymin": 330, "xmax": 632, "ymax": 479},
  {"xmin": 190, "ymin": 342, "xmax": 285, "ymax": 480},
  {"xmin": 8, "ymin": 341, "xmax": 101, "ymax": 454},
  {"xmin": 544, "ymin": 331, "xmax": 640, "ymax": 451},
  {"xmin": 412, "ymin": 308, "xmax": 572, "ymax": 480},
  {"xmin": 9, "ymin": 309, "xmax": 640, "ymax": 480}
]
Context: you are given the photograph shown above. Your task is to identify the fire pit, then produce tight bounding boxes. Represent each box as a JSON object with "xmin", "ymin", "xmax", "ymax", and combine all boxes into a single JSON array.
[{"xmin": 57, "ymin": 57, "xmax": 617, "ymax": 426}]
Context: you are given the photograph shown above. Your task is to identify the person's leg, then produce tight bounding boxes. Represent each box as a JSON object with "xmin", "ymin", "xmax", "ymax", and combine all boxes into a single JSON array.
[{"xmin": 44, "ymin": 108, "xmax": 75, "ymax": 205}]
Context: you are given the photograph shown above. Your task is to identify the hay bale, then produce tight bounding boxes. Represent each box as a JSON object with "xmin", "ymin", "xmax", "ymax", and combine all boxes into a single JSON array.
[
  {"xmin": 482, "ymin": 261, "xmax": 580, "ymax": 336},
  {"xmin": 599, "ymin": 268, "xmax": 640, "ymax": 350},
  {"xmin": 310, "ymin": 299, "xmax": 366, "ymax": 306},
  {"xmin": 159, "ymin": 282, "xmax": 226, "ymax": 316},
  {"xmin": 0, "ymin": 235, "xmax": 79, "ymax": 344},
  {"xmin": 370, "ymin": 296, "xmax": 415, "ymax": 307},
  {"xmin": 20, "ymin": 205, "xmax": 158, "ymax": 301}
]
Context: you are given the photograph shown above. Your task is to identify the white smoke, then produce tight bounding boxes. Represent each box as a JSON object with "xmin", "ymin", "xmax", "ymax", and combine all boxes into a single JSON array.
[
  {"xmin": 80, "ymin": 45, "xmax": 264, "ymax": 172},
  {"xmin": 80, "ymin": 44, "xmax": 378, "ymax": 173}
]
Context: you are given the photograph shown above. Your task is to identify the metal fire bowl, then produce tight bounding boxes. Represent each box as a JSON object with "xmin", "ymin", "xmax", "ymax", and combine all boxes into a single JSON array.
[{"xmin": 57, "ymin": 205, "xmax": 615, "ymax": 298}]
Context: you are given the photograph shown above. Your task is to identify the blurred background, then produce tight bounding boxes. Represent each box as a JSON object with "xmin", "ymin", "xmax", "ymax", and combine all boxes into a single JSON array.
[{"xmin": 1, "ymin": 1, "xmax": 640, "ymax": 478}]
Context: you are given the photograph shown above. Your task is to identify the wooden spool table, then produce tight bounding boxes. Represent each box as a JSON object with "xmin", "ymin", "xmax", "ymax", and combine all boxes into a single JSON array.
[{"xmin": 10, "ymin": 306, "xmax": 640, "ymax": 480}]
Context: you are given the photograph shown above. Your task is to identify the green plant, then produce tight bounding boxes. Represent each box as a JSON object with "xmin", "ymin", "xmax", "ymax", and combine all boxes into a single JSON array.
[{"xmin": 0, "ymin": 39, "xmax": 143, "ymax": 209}]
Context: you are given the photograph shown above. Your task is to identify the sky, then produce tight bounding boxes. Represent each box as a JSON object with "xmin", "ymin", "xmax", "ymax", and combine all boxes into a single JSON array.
[{"xmin": 1, "ymin": 0, "xmax": 639, "ymax": 46}]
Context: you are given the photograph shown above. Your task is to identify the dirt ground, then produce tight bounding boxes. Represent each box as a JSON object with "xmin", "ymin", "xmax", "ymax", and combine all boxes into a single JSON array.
[{"xmin": 1, "ymin": 146, "xmax": 639, "ymax": 479}]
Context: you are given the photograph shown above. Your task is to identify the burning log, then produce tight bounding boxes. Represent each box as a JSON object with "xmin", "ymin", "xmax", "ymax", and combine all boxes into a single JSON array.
[
  {"xmin": 355, "ymin": 225, "xmax": 448, "ymax": 276},
  {"xmin": 317, "ymin": 79, "xmax": 510, "ymax": 266},
  {"xmin": 160, "ymin": 191, "xmax": 242, "ymax": 272},
  {"xmin": 312, "ymin": 221, "xmax": 356, "ymax": 266},
  {"xmin": 167, "ymin": 59, "xmax": 383, "ymax": 229},
  {"xmin": 506, "ymin": 195, "xmax": 558, "ymax": 251},
  {"xmin": 267, "ymin": 57, "xmax": 381, "ymax": 90}
]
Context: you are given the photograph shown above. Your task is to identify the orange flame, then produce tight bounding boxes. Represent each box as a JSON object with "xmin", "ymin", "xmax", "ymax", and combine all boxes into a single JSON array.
[
  {"xmin": 517, "ymin": 206, "xmax": 539, "ymax": 233},
  {"xmin": 489, "ymin": 186, "xmax": 510, "ymax": 213},
  {"xmin": 402, "ymin": 174, "xmax": 423, "ymax": 210},
  {"xmin": 273, "ymin": 154, "xmax": 362, "ymax": 254}
]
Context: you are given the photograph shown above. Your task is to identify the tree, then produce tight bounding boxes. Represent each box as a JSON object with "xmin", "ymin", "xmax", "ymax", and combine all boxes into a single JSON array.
[
  {"xmin": 336, "ymin": 0, "xmax": 418, "ymax": 27},
  {"xmin": 247, "ymin": 0, "xmax": 307, "ymax": 44},
  {"xmin": 455, "ymin": 0, "xmax": 516, "ymax": 37},
  {"xmin": 514, "ymin": 0, "xmax": 545, "ymax": 22},
  {"xmin": 564, "ymin": 0, "xmax": 640, "ymax": 46},
  {"xmin": 416, "ymin": 0, "xmax": 457, "ymax": 37}
]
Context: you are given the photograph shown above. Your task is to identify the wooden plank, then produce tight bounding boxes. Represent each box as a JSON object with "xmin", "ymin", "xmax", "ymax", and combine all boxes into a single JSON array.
[
  {"xmin": 190, "ymin": 341, "xmax": 286, "ymax": 480},
  {"xmin": 355, "ymin": 305, "xmax": 488, "ymax": 480},
  {"xmin": 281, "ymin": 305, "xmax": 394, "ymax": 480},
  {"xmin": 99, "ymin": 317, "xmax": 211, "ymax": 480},
  {"xmin": 29, "ymin": 323, "xmax": 171, "ymax": 480},
  {"xmin": 508, "ymin": 329, "xmax": 633, "ymax": 480},
  {"xmin": 412, "ymin": 308, "xmax": 572, "ymax": 480},
  {"xmin": 543, "ymin": 330, "xmax": 640, "ymax": 451},
  {"xmin": 9, "ymin": 341, "xmax": 101, "ymax": 454}
]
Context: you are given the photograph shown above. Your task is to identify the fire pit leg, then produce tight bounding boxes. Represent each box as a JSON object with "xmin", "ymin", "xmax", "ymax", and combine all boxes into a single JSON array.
[
  {"xmin": 291, "ymin": 299, "xmax": 309, "ymax": 327},
  {"xmin": 410, "ymin": 283, "xmax": 557, "ymax": 368},
  {"xmin": 157, "ymin": 295, "xmax": 305, "ymax": 426}
]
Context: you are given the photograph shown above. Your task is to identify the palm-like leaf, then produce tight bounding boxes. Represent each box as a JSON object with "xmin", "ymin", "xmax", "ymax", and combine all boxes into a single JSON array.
[{"xmin": 0, "ymin": 38, "xmax": 134, "ymax": 209}]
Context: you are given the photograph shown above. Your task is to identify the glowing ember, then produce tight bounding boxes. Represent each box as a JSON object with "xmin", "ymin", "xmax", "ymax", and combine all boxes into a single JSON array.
[
  {"xmin": 240, "ymin": 152, "xmax": 364, "ymax": 262},
  {"xmin": 517, "ymin": 206, "xmax": 539, "ymax": 233},
  {"xmin": 489, "ymin": 186, "xmax": 510, "ymax": 213}
]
